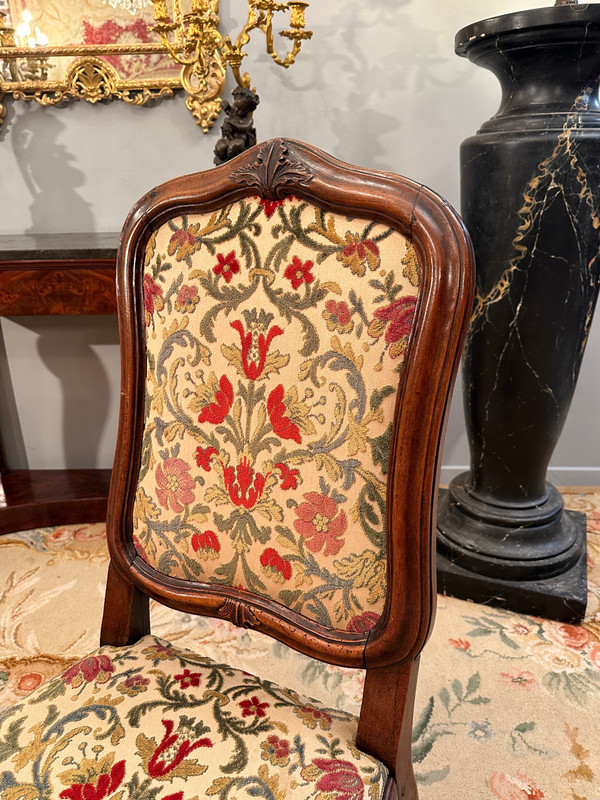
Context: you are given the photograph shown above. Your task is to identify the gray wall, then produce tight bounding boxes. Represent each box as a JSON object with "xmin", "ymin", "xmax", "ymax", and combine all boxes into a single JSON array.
[{"xmin": 1, "ymin": 0, "xmax": 598, "ymax": 486}]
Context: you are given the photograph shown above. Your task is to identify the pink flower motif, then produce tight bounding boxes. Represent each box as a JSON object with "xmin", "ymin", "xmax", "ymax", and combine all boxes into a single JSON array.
[
  {"xmin": 372, "ymin": 295, "xmax": 417, "ymax": 344},
  {"xmin": 284, "ymin": 256, "xmax": 314, "ymax": 290},
  {"xmin": 59, "ymin": 759, "xmax": 125, "ymax": 800},
  {"xmin": 155, "ymin": 458, "xmax": 195, "ymax": 513},
  {"xmin": 449, "ymin": 638, "xmax": 471, "ymax": 651},
  {"xmin": 294, "ymin": 492, "xmax": 347, "ymax": 556},
  {"xmin": 302, "ymin": 758, "xmax": 364, "ymax": 800},
  {"xmin": 499, "ymin": 670, "xmax": 536, "ymax": 691},
  {"xmin": 239, "ymin": 695, "xmax": 270, "ymax": 718},
  {"xmin": 323, "ymin": 300, "xmax": 353, "ymax": 333},
  {"xmin": 588, "ymin": 642, "xmax": 600, "ymax": 669},
  {"xmin": 489, "ymin": 771, "xmax": 545, "ymax": 800},
  {"xmin": 346, "ymin": 612, "xmax": 380, "ymax": 633},
  {"xmin": 63, "ymin": 655, "xmax": 114, "ymax": 688},
  {"xmin": 545, "ymin": 622, "xmax": 591, "ymax": 651},
  {"xmin": 143, "ymin": 274, "xmax": 164, "ymax": 326},
  {"xmin": 174, "ymin": 284, "xmax": 199, "ymax": 313},
  {"xmin": 260, "ymin": 547, "xmax": 292, "ymax": 581},
  {"xmin": 213, "ymin": 251, "xmax": 240, "ymax": 283}
]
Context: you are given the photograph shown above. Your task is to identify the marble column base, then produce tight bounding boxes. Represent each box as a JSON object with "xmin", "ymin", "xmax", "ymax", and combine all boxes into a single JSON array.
[{"xmin": 436, "ymin": 486, "xmax": 587, "ymax": 623}]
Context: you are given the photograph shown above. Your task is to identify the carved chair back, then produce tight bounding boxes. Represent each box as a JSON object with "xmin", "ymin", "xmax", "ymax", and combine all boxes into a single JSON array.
[{"xmin": 102, "ymin": 138, "xmax": 474, "ymax": 793}]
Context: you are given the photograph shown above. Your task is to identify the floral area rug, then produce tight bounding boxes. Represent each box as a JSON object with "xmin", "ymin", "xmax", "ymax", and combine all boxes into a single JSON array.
[{"xmin": 0, "ymin": 490, "xmax": 599, "ymax": 800}]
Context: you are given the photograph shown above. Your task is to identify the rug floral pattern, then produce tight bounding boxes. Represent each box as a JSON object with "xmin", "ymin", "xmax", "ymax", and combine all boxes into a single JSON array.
[{"xmin": 0, "ymin": 490, "xmax": 599, "ymax": 799}]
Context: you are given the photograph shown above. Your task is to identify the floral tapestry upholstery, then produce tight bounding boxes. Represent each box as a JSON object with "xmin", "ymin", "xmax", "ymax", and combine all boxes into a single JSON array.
[
  {"xmin": 136, "ymin": 196, "xmax": 420, "ymax": 631},
  {"xmin": 0, "ymin": 634, "xmax": 387, "ymax": 800}
]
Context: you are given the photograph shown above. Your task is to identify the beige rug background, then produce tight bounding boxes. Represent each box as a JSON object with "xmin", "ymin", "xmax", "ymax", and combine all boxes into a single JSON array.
[{"xmin": 1, "ymin": 489, "xmax": 599, "ymax": 799}]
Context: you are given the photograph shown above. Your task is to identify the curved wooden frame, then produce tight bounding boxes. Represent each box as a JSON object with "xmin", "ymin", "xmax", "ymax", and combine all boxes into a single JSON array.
[{"xmin": 101, "ymin": 137, "xmax": 474, "ymax": 798}]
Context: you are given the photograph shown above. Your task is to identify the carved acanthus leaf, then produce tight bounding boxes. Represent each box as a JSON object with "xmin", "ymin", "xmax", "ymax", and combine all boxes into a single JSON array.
[
  {"xmin": 217, "ymin": 597, "xmax": 259, "ymax": 629},
  {"xmin": 230, "ymin": 138, "xmax": 315, "ymax": 200}
]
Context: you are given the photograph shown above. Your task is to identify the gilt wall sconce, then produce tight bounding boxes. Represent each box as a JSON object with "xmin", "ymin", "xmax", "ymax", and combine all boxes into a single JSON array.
[{"xmin": 0, "ymin": 1, "xmax": 311, "ymax": 134}]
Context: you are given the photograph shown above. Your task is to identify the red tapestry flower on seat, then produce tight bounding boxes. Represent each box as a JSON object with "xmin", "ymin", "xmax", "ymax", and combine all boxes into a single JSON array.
[
  {"xmin": 239, "ymin": 696, "xmax": 270, "ymax": 718},
  {"xmin": 155, "ymin": 458, "xmax": 195, "ymax": 513},
  {"xmin": 302, "ymin": 758, "xmax": 365, "ymax": 800},
  {"xmin": 145, "ymin": 719, "xmax": 212, "ymax": 779},
  {"xmin": 59, "ymin": 759, "xmax": 126, "ymax": 800},
  {"xmin": 294, "ymin": 492, "xmax": 347, "ymax": 556},
  {"xmin": 197, "ymin": 375, "xmax": 234, "ymax": 424},
  {"xmin": 223, "ymin": 458, "xmax": 266, "ymax": 510},
  {"xmin": 267, "ymin": 384, "xmax": 302, "ymax": 444},
  {"xmin": 368, "ymin": 295, "xmax": 417, "ymax": 357},
  {"xmin": 339, "ymin": 233, "xmax": 380, "ymax": 277},
  {"xmin": 63, "ymin": 655, "xmax": 114, "ymax": 688}
]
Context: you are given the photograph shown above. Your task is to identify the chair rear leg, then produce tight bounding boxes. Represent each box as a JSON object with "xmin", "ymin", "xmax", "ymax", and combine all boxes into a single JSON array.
[{"xmin": 100, "ymin": 562, "xmax": 150, "ymax": 646}]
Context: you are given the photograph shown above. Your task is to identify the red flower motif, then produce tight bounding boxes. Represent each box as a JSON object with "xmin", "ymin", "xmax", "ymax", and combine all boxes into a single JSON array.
[
  {"xmin": 546, "ymin": 622, "xmax": 591, "ymax": 651},
  {"xmin": 59, "ymin": 759, "xmax": 125, "ymax": 800},
  {"xmin": 373, "ymin": 296, "xmax": 417, "ymax": 344},
  {"xmin": 294, "ymin": 492, "xmax": 347, "ymax": 556},
  {"xmin": 260, "ymin": 547, "xmax": 292, "ymax": 581},
  {"xmin": 156, "ymin": 458, "xmax": 195, "ymax": 513},
  {"xmin": 231, "ymin": 319, "xmax": 283, "ymax": 380},
  {"xmin": 346, "ymin": 612, "xmax": 380, "ymax": 633},
  {"xmin": 267, "ymin": 384, "xmax": 302, "ymax": 444},
  {"xmin": 148, "ymin": 719, "xmax": 212, "ymax": 779},
  {"xmin": 341, "ymin": 236, "xmax": 380, "ymax": 275},
  {"xmin": 223, "ymin": 457, "xmax": 267, "ymax": 509},
  {"xmin": 63, "ymin": 654, "xmax": 114, "ymax": 687},
  {"xmin": 489, "ymin": 771, "xmax": 545, "ymax": 800},
  {"xmin": 239, "ymin": 695, "xmax": 270, "ymax": 718},
  {"xmin": 304, "ymin": 758, "xmax": 364, "ymax": 800},
  {"xmin": 589, "ymin": 643, "xmax": 600, "ymax": 669},
  {"xmin": 499, "ymin": 670, "xmax": 536, "ymax": 691},
  {"xmin": 284, "ymin": 256, "xmax": 314, "ymax": 290},
  {"xmin": 195, "ymin": 445, "xmax": 218, "ymax": 471},
  {"xmin": 275, "ymin": 462, "xmax": 299, "ymax": 490},
  {"xmin": 174, "ymin": 284, "xmax": 200, "ymax": 313},
  {"xmin": 174, "ymin": 668, "xmax": 202, "ymax": 689},
  {"xmin": 259, "ymin": 198, "xmax": 285, "ymax": 218},
  {"xmin": 198, "ymin": 375, "xmax": 234, "ymax": 424},
  {"xmin": 449, "ymin": 638, "xmax": 471, "ymax": 651},
  {"xmin": 191, "ymin": 530, "xmax": 220, "ymax": 557},
  {"xmin": 143, "ymin": 274, "xmax": 164, "ymax": 326},
  {"xmin": 169, "ymin": 228, "xmax": 198, "ymax": 257},
  {"xmin": 323, "ymin": 300, "xmax": 353, "ymax": 333},
  {"xmin": 213, "ymin": 251, "xmax": 240, "ymax": 283}
]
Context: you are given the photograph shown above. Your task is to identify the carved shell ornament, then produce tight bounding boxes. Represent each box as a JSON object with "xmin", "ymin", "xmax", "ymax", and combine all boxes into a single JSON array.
[{"xmin": 230, "ymin": 139, "xmax": 315, "ymax": 200}]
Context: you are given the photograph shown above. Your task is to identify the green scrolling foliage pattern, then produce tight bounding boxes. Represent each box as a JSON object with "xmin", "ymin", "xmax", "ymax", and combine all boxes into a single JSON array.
[
  {"xmin": 0, "ymin": 636, "xmax": 387, "ymax": 800},
  {"xmin": 135, "ymin": 196, "xmax": 420, "ymax": 630}
]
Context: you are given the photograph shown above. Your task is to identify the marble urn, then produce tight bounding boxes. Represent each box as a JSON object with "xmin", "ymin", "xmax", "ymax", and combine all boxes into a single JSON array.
[{"xmin": 436, "ymin": 2, "xmax": 600, "ymax": 622}]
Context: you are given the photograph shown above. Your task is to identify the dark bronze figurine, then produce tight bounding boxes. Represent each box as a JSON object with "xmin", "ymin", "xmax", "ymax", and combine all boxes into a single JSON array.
[{"xmin": 213, "ymin": 86, "xmax": 260, "ymax": 166}]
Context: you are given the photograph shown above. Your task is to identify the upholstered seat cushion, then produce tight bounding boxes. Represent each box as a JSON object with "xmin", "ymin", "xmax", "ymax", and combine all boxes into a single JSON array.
[{"xmin": 0, "ymin": 635, "xmax": 387, "ymax": 800}]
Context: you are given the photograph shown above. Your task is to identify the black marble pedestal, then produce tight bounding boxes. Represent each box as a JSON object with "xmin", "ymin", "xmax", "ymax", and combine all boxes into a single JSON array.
[{"xmin": 437, "ymin": 3, "xmax": 600, "ymax": 622}]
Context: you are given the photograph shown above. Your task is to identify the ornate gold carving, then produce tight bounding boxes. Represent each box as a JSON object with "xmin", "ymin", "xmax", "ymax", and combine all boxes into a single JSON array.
[
  {"xmin": 217, "ymin": 597, "xmax": 259, "ymax": 629},
  {"xmin": 230, "ymin": 138, "xmax": 315, "ymax": 199},
  {"xmin": 150, "ymin": 1, "xmax": 312, "ymax": 130},
  {"xmin": 0, "ymin": 43, "xmax": 179, "ymax": 130}
]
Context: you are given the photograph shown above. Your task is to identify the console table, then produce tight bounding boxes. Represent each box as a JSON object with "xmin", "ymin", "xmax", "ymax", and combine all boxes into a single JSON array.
[{"xmin": 0, "ymin": 232, "xmax": 118, "ymax": 534}]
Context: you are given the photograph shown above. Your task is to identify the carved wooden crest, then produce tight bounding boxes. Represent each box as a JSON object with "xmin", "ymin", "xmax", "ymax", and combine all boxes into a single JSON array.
[
  {"xmin": 217, "ymin": 597, "xmax": 259, "ymax": 629},
  {"xmin": 230, "ymin": 138, "xmax": 315, "ymax": 200}
]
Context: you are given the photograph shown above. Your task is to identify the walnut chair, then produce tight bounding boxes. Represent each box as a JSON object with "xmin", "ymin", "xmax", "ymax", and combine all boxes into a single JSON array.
[{"xmin": 0, "ymin": 139, "xmax": 473, "ymax": 800}]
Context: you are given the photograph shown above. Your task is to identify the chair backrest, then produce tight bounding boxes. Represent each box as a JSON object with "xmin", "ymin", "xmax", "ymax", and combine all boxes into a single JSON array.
[{"xmin": 102, "ymin": 137, "xmax": 473, "ymax": 780}]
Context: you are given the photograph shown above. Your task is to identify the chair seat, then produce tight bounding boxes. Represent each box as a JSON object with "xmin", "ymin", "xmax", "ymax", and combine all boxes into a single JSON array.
[{"xmin": 0, "ymin": 635, "xmax": 387, "ymax": 800}]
